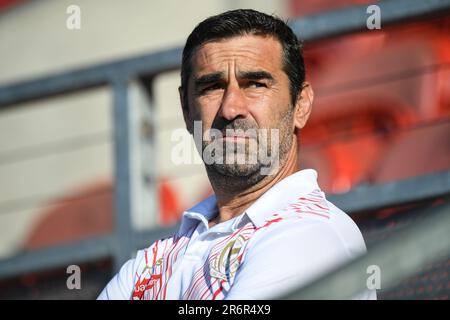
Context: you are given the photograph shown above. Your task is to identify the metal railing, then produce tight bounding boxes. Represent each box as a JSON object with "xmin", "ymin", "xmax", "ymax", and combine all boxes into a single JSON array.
[
  {"xmin": 0, "ymin": 0, "xmax": 450, "ymax": 297},
  {"xmin": 282, "ymin": 200, "xmax": 450, "ymax": 299}
]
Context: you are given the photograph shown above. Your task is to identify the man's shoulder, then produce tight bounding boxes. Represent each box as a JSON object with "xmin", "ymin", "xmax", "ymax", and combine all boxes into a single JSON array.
[
  {"xmin": 259, "ymin": 189, "xmax": 354, "ymax": 229},
  {"xmin": 250, "ymin": 190, "xmax": 367, "ymax": 257}
]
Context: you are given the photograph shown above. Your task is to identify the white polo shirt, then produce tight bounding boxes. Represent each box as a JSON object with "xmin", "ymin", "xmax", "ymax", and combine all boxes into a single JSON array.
[{"xmin": 98, "ymin": 169, "xmax": 376, "ymax": 300}]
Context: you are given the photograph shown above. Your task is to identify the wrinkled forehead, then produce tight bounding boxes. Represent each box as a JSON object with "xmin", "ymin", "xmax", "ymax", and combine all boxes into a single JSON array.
[{"xmin": 189, "ymin": 35, "xmax": 284, "ymax": 77}]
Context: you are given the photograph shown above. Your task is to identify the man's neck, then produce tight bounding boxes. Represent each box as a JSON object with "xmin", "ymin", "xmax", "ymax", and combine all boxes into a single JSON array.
[{"xmin": 207, "ymin": 137, "xmax": 299, "ymax": 228}]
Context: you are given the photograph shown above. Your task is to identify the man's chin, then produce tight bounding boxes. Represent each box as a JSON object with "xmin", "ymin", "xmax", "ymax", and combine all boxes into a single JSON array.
[
  {"xmin": 208, "ymin": 164, "xmax": 261, "ymax": 178},
  {"xmin": 207, "ymin": 163, "xmax": 267, "ymax": 182}
]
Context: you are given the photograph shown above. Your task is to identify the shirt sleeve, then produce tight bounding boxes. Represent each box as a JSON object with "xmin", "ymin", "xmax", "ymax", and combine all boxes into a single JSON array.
[
  {"xmin": 225, "ymin": 219, "xmax": 375, "ymax": 300},
  {"xmin": 97, "ymin": 251, "xmax": 143, "ymax": 300}
]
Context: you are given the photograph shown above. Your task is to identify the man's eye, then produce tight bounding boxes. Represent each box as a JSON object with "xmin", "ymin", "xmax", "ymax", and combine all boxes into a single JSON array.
[
  {"xmin": 248, "ymin": 81, "xmax": 267, "ymax": 88},
  {"xmin": 201, "ymin": 83, "xmax": 223, "ymax": 93}
]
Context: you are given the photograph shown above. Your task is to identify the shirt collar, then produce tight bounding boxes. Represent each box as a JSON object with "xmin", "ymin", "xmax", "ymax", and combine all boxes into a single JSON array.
[
  {"xmin": 244, "ymin": 169, "xmax": 320, "ymax": 227},
  {"xmin": 177, "ymin": 169, "xmax": 320, "ymax": 234},
  {"xmin": 177, "ymin": 194, "xmax": 219, "ymax": 235}
]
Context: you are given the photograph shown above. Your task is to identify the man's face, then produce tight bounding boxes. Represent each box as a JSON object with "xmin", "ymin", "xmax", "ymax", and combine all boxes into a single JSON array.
[{"xmin": 183, "ymin": 35, "xmax": 298, "ymax": 181}]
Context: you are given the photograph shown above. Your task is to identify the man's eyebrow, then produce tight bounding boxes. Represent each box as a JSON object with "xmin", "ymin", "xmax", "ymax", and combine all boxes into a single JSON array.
[
  {"xmin": 193, "ymin": 70, "xmax": 274, "ymax": 88},
  {"xmin": 238, "ymin": 70, "xmax": 274, "ymax": 81},
  {"xmin": 193, "ymin": 72, "xmax": 224, "ymax": 86}
]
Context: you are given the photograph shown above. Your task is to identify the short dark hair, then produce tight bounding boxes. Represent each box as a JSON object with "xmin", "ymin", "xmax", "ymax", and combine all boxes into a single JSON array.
[{"xmin": 180, "ymin": 9, "xmax": 305, "ymax": 108}]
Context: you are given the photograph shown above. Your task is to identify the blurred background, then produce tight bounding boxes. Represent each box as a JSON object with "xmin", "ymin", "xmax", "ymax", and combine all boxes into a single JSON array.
[{"xmin": 0, "ymin": 0, "xmax": 449, "ymax": 299}]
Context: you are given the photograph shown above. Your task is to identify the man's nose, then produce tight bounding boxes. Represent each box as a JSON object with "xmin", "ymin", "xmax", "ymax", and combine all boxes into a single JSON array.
[{"xmin": 218, "ymin": 84, "xmax": 249, "ymax": 121}]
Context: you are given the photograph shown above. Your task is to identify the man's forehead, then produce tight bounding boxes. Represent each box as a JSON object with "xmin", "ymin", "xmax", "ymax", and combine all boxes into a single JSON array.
[{"xmin": 190, "ymin": 35, "xmax": 283, "ymax": 76}]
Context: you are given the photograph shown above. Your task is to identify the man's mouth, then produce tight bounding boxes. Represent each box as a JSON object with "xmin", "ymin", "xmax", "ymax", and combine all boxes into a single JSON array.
[
  {"xmin": 204, "ymin": 128, "xmax": 259, "ymax": 143},
  {"xmin": 222, "ymin": 135, "xmax": 252, "ymax": 141},
  {"xmin": 219, "ymin": 133, "xmax": 258, "ymax": 143}
]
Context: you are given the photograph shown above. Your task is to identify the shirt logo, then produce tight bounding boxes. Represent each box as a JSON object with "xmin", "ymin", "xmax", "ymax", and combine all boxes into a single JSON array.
[
  {"xmin": 210, "ymin": 234, "xmax": 246, "ymax": 282},
  {"xmin": 142, "ymin": 257, "xmax": 163, "ymax": 274},
  {"xmin": 132, "ymin": 257, "xmax": 163, "ymax": 300}
]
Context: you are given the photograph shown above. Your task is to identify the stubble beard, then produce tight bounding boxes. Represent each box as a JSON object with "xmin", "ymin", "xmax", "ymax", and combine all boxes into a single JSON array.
[{"xmin": 202, "ymin": 107, "xmax": 294, "ymax": 189}]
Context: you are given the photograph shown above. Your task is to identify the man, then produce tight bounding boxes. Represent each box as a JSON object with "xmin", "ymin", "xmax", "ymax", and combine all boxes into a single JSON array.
[{"xmin": 98, "ymin": 9, "xmax": 376, "ymax": 300}]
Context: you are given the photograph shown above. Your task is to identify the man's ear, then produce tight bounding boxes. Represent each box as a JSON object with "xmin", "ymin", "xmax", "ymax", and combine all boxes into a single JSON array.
[
  {"xmin": 293, "ymin": 82, "xmax": 314, "ymax": 130},
  {"xmin": 179, "ymin": 86, "xmax": 193, "ymax": 135}
]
